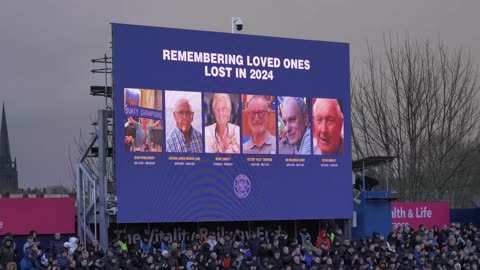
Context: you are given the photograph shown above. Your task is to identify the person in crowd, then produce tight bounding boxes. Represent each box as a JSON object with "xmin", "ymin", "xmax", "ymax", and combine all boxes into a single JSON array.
[
  {"xmin": 56, "ymin": 249, "xmax": 70, "ymax": 269},
  {"xmin": 28, "ymin": 231, "xmax": 41, "ymax": 251},
  {"xmin": 140, "ymin": 236, "xmax": 152, "ymax": 254},
  {"xmin": 0, "ymin": 236, "xmax": 15, "ymax": 269},
  {"xmin": 127, "ymin": 117, "xmax": 161, "ymax": 152},
  {"xmin": 23, "ymin": 236, "xmax": 36, "ymax": 254},
  {"xmin": 7, "ymin": 222, "xmax": 480, "ymax": 270},
  {"xmin": 20, "ymin": 249, "xmax": 36, "ymax": 270},
  {"xmin": 87, "ymin": 239, "xmax": 105, "ymax": 261},
  {"xmin": 243, "ymin": 96, "xmax": 276, "ymax": 154},
  {"xmin": 166, "ymin": 98, "xmax": 203, "ymax": 153},
  {"xmin": 298, "ymin": 227, "xmax": 311, "ymax": 245},
  {"xmin": 278, "ymin": 97, "xmax": 311, "ymax": 155},
  {"xmin": 206, "ymin": 233, "xmax": 217, "ymax": 252},
  {"xmin": 247, "ymin": 232, "xmax": 260, "ymax": 258},
  {"xmin": 204, "ymin": 93, "xmax": 240, "ymax": 154},
  {"xmin": 315, "ymin": 230, "xmax": 332, "ymax": 250},
  {"xmin": 49, "ymin": 233, "xmax": 64, "ymax": 257},
  {"xmin": 312, "ymin": 98, "xmax": 344, "ymax": 155}
]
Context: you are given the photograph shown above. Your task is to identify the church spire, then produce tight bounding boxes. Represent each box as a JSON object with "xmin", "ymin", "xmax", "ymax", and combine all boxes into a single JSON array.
[{"xmin": 0, "ymin": 102, "xmax": 12, "ymax": 167}]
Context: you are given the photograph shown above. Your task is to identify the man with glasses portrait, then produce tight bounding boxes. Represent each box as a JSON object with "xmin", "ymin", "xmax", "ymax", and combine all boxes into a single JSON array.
[{"xmin": 242, "ymin": 95, "xmax": 276, "ymax": 154}]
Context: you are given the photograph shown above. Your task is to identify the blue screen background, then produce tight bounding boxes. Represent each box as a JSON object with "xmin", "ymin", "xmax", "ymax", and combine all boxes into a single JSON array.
[{"xmin": 113, "ymin": 24, "xmax": 352, "ymax": 223}]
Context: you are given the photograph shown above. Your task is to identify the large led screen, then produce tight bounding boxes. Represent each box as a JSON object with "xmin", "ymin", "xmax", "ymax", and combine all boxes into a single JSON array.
[{"xmin": 113, "ymin": 24, "xmax": 352, "ymax": 223}]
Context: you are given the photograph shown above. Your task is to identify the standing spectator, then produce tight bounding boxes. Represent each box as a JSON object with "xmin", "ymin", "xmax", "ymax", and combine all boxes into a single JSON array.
[
  {"xmin": 298, "ymin": 228, "xmax": 311, "ymax": 246},
  {"xmin": 87, "ymin": 240, "xmax": 105, "ymax": 261},
  {"xmin": 206, "ymin": 233, "xmax": 217, "ymax": 252},
  {"xmin": 315, "ymin": 230, "xmax": 332, "ymax": 250},
  {"xmin": 20, "ymin": 249, "xmax": 37, "ymax": 270},
  {"xmin": 28, "ymin": 231, "xmax": 40, "ymax": 251},
  {"xmin": 302, "ymin": 237, "xmax": 315, "ymax": 255},
  {"xmin": 57, "ymin": 250, "xmax": 70, "ymax": 269},
  {"xmin": 160, "ymin": 236, "xmax": 170, "ymax": 252},
  {"xmin": 23, "ymin": 236, "xmax": 36, "ymax": 254},
  {"xmin": 0, "ymin": 236, "xmax": 15, "ymax": 269},
  {"xmin": 140, "ymin": 236, "xmax": 152, "ymax": 254},
  {"xmin": 247, "ymin": 232, "xmax": 260, "ymax": 257},
  {"xmin": 49, "ymin": 233, "xmax": 64, "ymax": 256}
]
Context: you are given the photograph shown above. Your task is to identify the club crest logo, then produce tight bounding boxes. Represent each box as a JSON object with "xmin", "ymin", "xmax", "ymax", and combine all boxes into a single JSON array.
[{"xmin": 234, "ymin": 174, "xmax": 251, "ymax": 199}]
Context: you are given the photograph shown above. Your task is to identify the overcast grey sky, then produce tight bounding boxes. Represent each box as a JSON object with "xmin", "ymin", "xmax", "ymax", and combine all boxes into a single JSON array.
[{"xmin": 1, "ymin": 0, "xmax": 479, "ymax": 189}]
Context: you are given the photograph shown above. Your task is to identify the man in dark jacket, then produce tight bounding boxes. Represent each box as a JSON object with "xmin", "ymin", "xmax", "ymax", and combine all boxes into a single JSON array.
[
  {"xmin": 247, "ymin": 232, "xmax": 261, "ymax": 257},
  {"xmin": 0, "ymin": 236, "xmax": 15, "ymax": 269},
  {"xmin": 49, "ymin": 233, "xmax": 64, "ymax": 256}
]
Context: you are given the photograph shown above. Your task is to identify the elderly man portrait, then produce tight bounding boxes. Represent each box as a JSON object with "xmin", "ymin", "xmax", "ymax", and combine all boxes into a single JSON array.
[
  {"xmin": 278, "ymin": 97, "xmax": 311, "ymax": 155},
  {"xmin": 242, "ymin": 95, "xmax": 276, "ymax": 154},
  {"xmin": 166, "ymin": 97, "xmax": 203, "ymax": 153},
  {"xmin": 312, "ymin": 98, "xmax": 344, "ymax": 155},
  {"xmin": 204, "ymin": 93, "xmax": 240, "ymax": 154}
]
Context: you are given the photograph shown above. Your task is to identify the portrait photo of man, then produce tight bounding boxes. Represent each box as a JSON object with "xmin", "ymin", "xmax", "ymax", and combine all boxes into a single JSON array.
[
  {"xmin": 242, "ymin": 95, "xmax": 276, "ymax": 155},
  {"xmin": 312, "ymin": 98, "xmax": 344, "ymax": 155},
  {"xmin": 204, "ymin": 93, "xmax": 241, "ymax": 154},
  {"xmin": 278, "ymin": 96, "xmax": 311, "ymax": 155},
  {"xmin": 165, "ymin": 91, "xmax": 203, "ymax": 153}
]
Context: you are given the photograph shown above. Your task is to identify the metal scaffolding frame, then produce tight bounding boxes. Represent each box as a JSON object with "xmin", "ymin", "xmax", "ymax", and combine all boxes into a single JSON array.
[{"xmin": 76, "ymin": 54, "xmax": 113, "ymax": 249}]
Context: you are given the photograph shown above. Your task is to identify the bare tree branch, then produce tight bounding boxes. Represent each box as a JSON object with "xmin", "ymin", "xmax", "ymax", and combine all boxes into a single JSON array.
[{"xmin": 352, "ymin": 34, "xmax": 480, "ymax": 206}]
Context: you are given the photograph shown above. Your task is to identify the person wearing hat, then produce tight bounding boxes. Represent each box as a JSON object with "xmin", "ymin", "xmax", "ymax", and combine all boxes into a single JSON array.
[
  {"xmin": 118, "ymin": 250, "xmax": 130, "ymax": 270},
  {"xmin": 302, "ymin": 236, "xmax": 315, "ymax": 255},
  {"xmin": 315, "ymin": 230, "xmax": 332, "ymax": 250},
  {"xmin": 154, "ymin": 250, "xmax": 169, "ymax": 270},
  {"xmin": 37, "ymin": 254, "xmax": 49, "ymax": 270},
  {"xmin": 298, "ymin": 228, "xmax": 311, "ymax": 245},
  {"xmin": 0, "ymin": 236, "xmax": 15, "ymax": 269}
]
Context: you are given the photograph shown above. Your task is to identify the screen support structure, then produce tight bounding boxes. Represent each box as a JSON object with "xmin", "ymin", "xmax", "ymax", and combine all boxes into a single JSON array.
[
  {"xmin": 76, "ymin": 55, "xmax": 113, "ymax": 250},
  {"xmin": 76, "ymin": 109, "xmax": 112, "ymax": 250}
]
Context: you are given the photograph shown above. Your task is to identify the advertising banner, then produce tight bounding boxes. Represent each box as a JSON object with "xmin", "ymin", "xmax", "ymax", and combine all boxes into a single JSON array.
[
  {"xmin": 391, "ymin": 202, "xmax": 450, "ymax": 230},
  {"xmin": 0, "ymin": 198, "xmax": 75, "ymax": 235}
]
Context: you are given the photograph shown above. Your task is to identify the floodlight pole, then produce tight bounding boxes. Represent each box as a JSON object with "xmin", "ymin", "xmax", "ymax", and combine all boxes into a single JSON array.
[
  {"xmin": 77, "ymin": 54, "xmax": 113, "ymax": 250},
  {"xmin": 97, "ymin": 109, "xmax": 110, "ymax": 249}
]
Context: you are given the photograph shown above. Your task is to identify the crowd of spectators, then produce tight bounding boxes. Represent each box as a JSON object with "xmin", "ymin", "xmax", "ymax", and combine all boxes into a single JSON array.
[{"xmin": 0, "ymin": 223, "xmax": 479, "ymax": 270}]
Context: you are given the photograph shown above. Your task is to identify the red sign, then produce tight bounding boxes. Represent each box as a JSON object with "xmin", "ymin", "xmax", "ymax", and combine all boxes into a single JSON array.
[
  {"xmin": 391, "ymin": 202, "xmax": 450, "ymax": 230},
  {"xmin": 0, "ymin": 198, "xmax": 75, "ymax": 235}
]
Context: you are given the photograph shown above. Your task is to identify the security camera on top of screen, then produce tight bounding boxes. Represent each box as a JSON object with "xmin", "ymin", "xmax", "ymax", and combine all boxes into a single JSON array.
[
  {"xmin": 164, "ymin": 90, "xmax": 204, "ymax": 153},
  {"xmin": 312, "ymin": 98, "xmax": 344, "ymax": 155},
  {"xmin": 124, "ymin": 88, "xmax": 164, "ymax": 153},
  {"xmin": 203, "ymin": 93, "xmax": 241, "ymax": 154},
  {"xmin": 241, "ymin": 94, "xmax": 277, "ymax": 155},
  {"xmin": 277, "ymin": 96, "xmax": 312, "ymax": 155}
]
